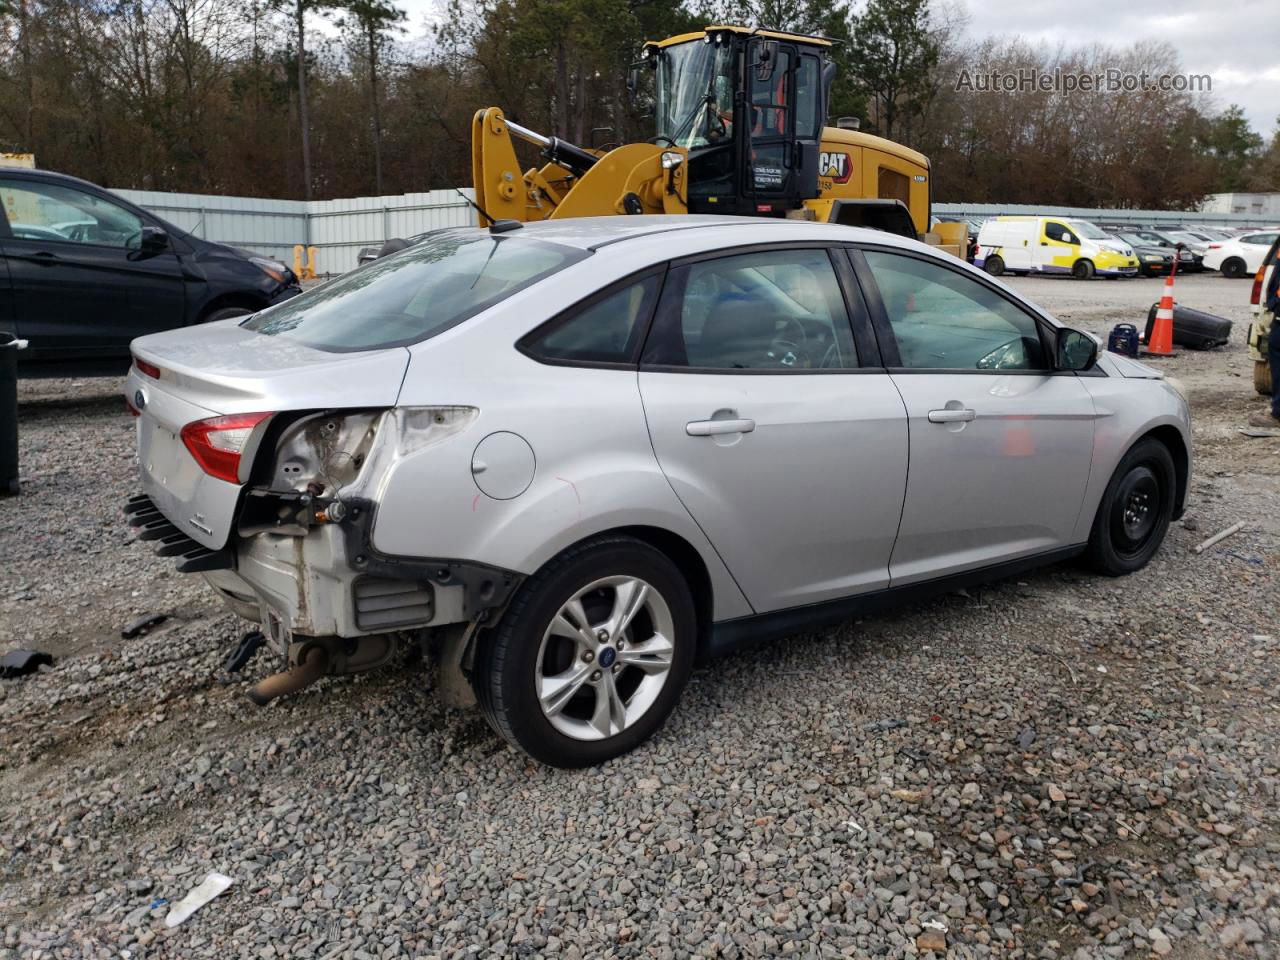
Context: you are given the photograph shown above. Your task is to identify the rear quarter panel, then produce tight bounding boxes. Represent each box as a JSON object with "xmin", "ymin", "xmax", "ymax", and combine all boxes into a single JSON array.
[{"xmin": 377, "ymin": 233, "xmax": 763, "ymax": 622}]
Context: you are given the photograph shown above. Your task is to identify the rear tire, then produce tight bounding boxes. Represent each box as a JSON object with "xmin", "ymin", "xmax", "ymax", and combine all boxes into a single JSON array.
[
  {"xmin": 1085, "ymin": 438, "xmax": 1176, "ymax": 576},
  {"xmin": 202, "ymin": 306, "xmax": 254, "ymax": 323},
  {"xmin": 1221, "ymin": 257, "xmax": 1246, "ymax": 279},
  {"xmin": 473, "ymin": 536, "xmax": 696, "ymax": 767},
  {"xmin": 1256, "ymin": 360, "xmax": 1273, "ymax": 396},
  {"xmin": 1072, "ymin": 259, "xmax": 1096, "ymax": 280},
  {"xmin": 983, "ymin": 255, "xmax": 1005, "ymax": 276}
]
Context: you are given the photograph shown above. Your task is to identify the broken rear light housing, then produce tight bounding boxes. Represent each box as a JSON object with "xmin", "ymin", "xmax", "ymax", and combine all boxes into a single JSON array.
[
  {"xmin": 1250, "ymin": 267, "xmax": 1265, "ymax": 306},
  {"xmin": 134, "ymin": 358, "xmax": 161, "ymax": 379},
  {"xmin": 181, "ymin": 412, "xmax": 274, "ymax": 485}
]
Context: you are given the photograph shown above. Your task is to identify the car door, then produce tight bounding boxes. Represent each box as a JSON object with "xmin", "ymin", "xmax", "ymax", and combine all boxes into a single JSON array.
[
  {"xmin": 998, "ymin": 222, "xmax": 1033, "ymax": 271},
  {"xmin": 853, "ymin": 247, "xmax": 1098, "ymax": 585},
  {"xmin": 1040, "ymin": 220, "xmax": 1078, "ymax": 273},
  {"xmin": 637, "ymin": 245, "xmax": 909, "ymax": 613},
  {"xmin": 0, "ymin": 177, "xmax": 185, "ymax": 361},
  {"xmin": 0, "ymin": 205, "xmax": 12, "ymax": 338}
]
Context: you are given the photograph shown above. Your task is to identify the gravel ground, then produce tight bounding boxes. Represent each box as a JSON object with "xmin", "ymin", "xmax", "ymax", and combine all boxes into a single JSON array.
[{"xmin": 1, "ymin": 273, "xmax": 1278, "ymax": 959}]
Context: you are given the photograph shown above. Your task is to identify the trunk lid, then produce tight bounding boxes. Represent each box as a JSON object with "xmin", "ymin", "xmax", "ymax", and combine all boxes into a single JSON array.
[{"xmin": 127, "ymin": 320, "xmax": 409, "ymax": 550}]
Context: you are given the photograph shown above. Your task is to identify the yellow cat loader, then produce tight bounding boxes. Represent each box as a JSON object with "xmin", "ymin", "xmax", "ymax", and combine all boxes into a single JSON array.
[{"xmin": 471, "ymin": 26, "xmax": 949, "ymax": 247}]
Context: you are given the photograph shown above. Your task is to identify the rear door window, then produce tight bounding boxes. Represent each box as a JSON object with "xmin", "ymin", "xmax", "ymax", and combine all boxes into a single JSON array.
[
  {"xmin": 243, "ymin": 230, "xmax": 588, "ymax": 352},
  {"xmin": 642, "ymin": 248, "xmax": 858, "ymax": 370}
]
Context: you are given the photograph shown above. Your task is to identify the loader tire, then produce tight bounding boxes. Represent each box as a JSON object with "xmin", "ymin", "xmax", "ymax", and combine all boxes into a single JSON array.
[{"xmin": 1256, "ymin": 360, "xmax": 1273, "ymax": 396}]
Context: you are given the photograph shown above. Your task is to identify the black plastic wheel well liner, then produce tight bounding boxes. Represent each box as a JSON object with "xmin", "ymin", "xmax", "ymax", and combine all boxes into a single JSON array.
[{"xmin": 1138, "ymin": 425, "xmax": 1189, "ymax": 519}]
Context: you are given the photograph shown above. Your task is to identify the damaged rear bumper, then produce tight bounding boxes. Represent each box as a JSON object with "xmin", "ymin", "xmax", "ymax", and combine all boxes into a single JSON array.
[{"xmin": 126, "ymin": 491, "xmax": 522, "ymax": 640}]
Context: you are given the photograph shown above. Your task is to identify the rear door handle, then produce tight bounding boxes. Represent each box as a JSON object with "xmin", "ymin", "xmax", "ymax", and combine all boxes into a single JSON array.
[
  {"xmin": 928, "ymin": 408, "xmax": 976, "ymax": 423},
  {"xmin": 31, "ymin": 250, "xmax": 60, "ymax": 262},
  {"xmin": 686, "ymin": 418, "xmax": 756, "ymax": 437}
]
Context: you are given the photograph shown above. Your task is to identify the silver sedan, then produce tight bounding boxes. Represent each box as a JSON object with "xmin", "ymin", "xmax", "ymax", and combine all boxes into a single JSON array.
[{"xmin": 124, "ymin": 216, "xmax": 1191, "ymax": 766}]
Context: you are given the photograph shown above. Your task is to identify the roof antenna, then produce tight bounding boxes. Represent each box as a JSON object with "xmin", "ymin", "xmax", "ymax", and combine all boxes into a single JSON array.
[{"xmin": 454, "ymin": 188, "xmax": 522, "ymax": 234}]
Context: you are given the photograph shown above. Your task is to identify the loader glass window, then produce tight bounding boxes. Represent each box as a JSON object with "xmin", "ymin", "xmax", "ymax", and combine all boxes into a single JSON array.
[
  {"xmin": 796, "ymin": 55, "xmax": 821, "ymax": 139},
  {"xmin": 656, "ymin": 41, "xmax": 734, "ymax": 149},
  {"xmin": 877, "ymin": 168, "xmax": 910, "ymax": 206},
  {"xmin": 520, "ymin": 274, "xmax": 661, "ymax": 365},
  {"xmin": 750, "ymin": 47, "xmax": 792, "ymax": 194},
  {"xmin": 242, "ymin": 231, "xmax": 587, "ymax": 352}
]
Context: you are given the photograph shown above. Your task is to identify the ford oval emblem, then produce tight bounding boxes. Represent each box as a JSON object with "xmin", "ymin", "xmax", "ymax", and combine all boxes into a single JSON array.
[{"xmin": 134, "ymin": 389, "xmax": 147, "ymax": 411}]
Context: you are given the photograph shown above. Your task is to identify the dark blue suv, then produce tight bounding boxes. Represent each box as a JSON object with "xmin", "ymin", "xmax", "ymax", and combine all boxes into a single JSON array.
[{"xmin": 0, "ymin": 168, "xmax": 301, "ymax": 377}]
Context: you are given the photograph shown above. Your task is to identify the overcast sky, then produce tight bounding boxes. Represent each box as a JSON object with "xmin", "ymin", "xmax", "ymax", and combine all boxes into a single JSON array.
[{"xmin": 386, "ymin": 0, "xmax": 1279, "ymax": 136}]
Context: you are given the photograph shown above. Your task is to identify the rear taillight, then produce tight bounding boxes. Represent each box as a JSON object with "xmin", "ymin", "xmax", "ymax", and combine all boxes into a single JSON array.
[
  {"xmin": 181, "ymin": 412, "xmax": 273, "ymax": 485},
  {"xmin": 134, "ymin": 358, "xmax": 161, "ymax": 379},
  {"xmin": 1251, "ymin": 267, "xmax": 1265, "ymax": 305},
  {"xmin": 1207, "ymin": 243, "xmax": 1222, "ymax": 250}
]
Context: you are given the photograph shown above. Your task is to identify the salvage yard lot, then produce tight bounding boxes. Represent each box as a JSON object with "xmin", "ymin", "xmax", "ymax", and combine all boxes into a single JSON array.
[{"xmin": 2, "ymin": 273, "xmax": 1278, "ymax": 959}]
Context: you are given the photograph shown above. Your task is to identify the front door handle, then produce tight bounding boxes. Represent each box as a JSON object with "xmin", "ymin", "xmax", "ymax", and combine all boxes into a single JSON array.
[
  {"xmin": 686, "ymin": 418, "xmax": 756, "ymax": 437},
  {"xmin": 928, "ymin": 407, "xmax": 976, "ymax": 423},
  {"xmin": 31, "ymin": 250, "xmax": 60, "ymax": 263}
]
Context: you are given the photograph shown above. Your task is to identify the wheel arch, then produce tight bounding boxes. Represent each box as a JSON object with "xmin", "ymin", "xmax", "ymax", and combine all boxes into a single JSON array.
[
  {"xmin": 195, "ymin": 291, "xmax": 272, "ymax": 323},
  {"xmin": 531, "ymin": 524, "xmax": 718, "ymax": 656},
  {"xmin": 1138, "ymin": 424, "xmax": 1189, "ymax": 519}
]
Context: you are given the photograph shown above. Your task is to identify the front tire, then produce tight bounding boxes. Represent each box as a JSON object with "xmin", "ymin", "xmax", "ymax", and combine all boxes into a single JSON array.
[
  {"xmin": 1072, "ymin": 259, "xmax": 1096, "ymax": 280},
  {"xmin": 1085, "ymin": 438, "xmax": 1176, "ymax": 576},
  {"xmin": 474, "ymin": 536, "xmax": 696, "ymax": 767}
]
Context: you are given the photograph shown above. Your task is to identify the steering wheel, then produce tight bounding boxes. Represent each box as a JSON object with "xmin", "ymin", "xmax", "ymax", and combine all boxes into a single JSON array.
[
  {"xmin": 648, "ymin": 136, "xmax": 676, "ymax": 146},
  {"xmin": 124, "ymin": 229, "xmax": 143, "ymax": 250},
  {"xmin": 976, "ymin": 337, "xmax": 1028, "ymax": 370},
  {"xmin": 767, "ymin": 317, "xmax": 812, "ymax": 369}
]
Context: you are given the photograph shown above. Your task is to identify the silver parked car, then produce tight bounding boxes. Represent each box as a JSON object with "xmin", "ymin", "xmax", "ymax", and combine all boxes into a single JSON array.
[{"xmin": 124, "ymin": 216, "xmax": 1191, "ymax": 767}]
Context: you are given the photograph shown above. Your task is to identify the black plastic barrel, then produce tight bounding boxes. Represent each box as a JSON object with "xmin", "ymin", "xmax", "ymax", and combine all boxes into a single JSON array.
[
  {"xmin": 0, "ymin": 331, "xmax": 25, "ymax": 496},
  {"xmin": 1144, "ymin": 302, "xmax": 1234, "ymax": 350}
]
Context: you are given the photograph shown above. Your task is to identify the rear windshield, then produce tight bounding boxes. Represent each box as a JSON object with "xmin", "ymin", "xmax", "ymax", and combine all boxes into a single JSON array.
[{"xmin": 242, "ymin": 230, "xmax": 588, "ymax": 351}]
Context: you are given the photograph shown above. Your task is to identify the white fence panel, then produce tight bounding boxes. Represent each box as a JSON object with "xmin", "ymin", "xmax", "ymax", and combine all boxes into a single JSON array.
[{"xmin": 114, "ymin": 188, "xmax": 474, "ymax": 275}]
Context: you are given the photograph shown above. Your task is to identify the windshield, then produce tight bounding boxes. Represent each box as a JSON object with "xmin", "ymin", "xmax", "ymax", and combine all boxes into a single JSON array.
[
  {"xmin": 241, "ymin": 230, "xmax": 587, "ymax": 352},
  {"xmin": 655, "ymin": 40, "xmax": 735, "ymax": 149},
  {"xmin": 1068, "ymin": 221, "xmax": 1110, "ymax": 240},
  {"xmin": 1117, "ymin": 234, "xmax": 1150, "ymax": 247}
]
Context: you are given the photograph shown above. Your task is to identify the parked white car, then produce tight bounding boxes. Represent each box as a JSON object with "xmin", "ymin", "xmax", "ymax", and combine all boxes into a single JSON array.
[
  {"xmin": 123, "ymin": 216, "xmax": 1192, "ymax": 766},
  {"xmin": 1203, "ymin": 230, "xmax": 1280, "ymax": 278}
]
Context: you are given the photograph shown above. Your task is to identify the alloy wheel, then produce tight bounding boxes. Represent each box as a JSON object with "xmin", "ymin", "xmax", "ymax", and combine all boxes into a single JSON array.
[{"xmin": 534, "ymin": 576, "xmax": 675, "ymax": 741}]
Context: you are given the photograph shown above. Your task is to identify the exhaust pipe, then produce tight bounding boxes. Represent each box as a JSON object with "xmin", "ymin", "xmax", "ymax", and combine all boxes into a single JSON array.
[{"xmin": 247, "ymin": 644, "xmax": 329, "ymax": 706}]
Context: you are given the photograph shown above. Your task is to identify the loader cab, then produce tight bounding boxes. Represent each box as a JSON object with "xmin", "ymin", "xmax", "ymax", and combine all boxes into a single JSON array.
[{"xmin": 645, "ymin": 28, "xmax": 828, "ymax": 216}]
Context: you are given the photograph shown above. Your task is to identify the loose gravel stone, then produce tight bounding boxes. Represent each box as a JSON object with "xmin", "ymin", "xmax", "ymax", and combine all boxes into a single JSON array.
[{"xmin": 2, "ymin": 274, "xmax": 1278, "ymax": 958}]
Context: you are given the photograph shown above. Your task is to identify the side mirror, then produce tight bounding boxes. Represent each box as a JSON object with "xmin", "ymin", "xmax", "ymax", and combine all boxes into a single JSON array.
[
  {"xmin": 139, "ymin": 225, "xmax": 168, "ymax": 253},
  {"xmin": 1055, "ymin": 327, "xmax": 1097, "ymax": 372},
  {"xmin": 754, "ymin": 40, "xmax": 778, "ymax": 82}
]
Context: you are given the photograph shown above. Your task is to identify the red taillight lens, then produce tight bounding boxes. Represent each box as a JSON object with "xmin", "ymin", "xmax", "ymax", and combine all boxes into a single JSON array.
[
  {"xmin": 180, "ymin": 412, "xmax": 273, "ymax": 484},
  {"xmin": 1207, "ymin": 243, "xmax": 1222, "ymax": 250},
  {"xmin": 1251, "ymin": 267, "xmax": 1265, "ymax": 305},
  {"xmin": 134, "ymin": 358, "xmax": 161, "ymax": 379}
]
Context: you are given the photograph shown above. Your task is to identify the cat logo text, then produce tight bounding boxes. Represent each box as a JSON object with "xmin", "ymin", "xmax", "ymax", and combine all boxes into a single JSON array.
[{"xmin": 819, "ymin": 152, "xmax": 853, "ymax": 184}]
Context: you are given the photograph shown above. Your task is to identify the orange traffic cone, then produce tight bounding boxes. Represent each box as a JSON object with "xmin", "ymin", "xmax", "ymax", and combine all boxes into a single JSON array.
[{"xmin": 1143, "ymin": 260, "xmax": 1178, "ymax": 357}]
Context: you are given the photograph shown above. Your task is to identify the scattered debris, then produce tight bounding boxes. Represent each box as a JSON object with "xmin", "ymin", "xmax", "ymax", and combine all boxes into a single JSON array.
[
  {"xmin": 121, "ymin": 613, "xmax": 169, "ymax": 639},
  {"xmin": 1028, "ymin": 644, "xmax": 1077, "ymax": 685},
  {"xmin": 1238, "ymin": 428, "xmax": 1280, "ymax": 438},
  {"xmin": 916, "ymin": 927, "xmax": 947, "ymax": 952},
  {"xmin": 922, "ymin": 919, "xmax": 949, "ymax": 932},
  {"xmin": 864, "ymin": 718, "xmax": 906, "ymax": 733},
  {"xmin": 1047, "ymin": 784, "xmax": 1067, "ymax": 803},
  {"xmin": 891, "ymin": 788, "xmax": 924, "ymax": 803},
  {"xmin": 164, "ymin": 872, "xmax": 234, "ymax": 928},
  {"xmin": 0, "ymin": 649, "xmax": 54, "ymax": 678},
  {"xmin": 1017, "ymin": 727, "xmax": 1037, "ymax": 750},
  {"xmin": 1193, "ymin": 521, "xmax": 1245, "ymax": 554},
  {"xmin": 223, "ymin": 631, "xmax": 266, "ymax": 673}
]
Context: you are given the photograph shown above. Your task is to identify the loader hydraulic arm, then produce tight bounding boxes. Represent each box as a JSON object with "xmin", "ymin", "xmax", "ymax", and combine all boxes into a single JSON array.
[{"xmin": 470, "ymin": 107, "xmax": 688, "ymax": 225}]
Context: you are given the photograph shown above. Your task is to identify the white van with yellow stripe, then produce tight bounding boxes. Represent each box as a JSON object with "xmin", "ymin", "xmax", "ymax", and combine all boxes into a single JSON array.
[{"xmin": 975, "ymin": 216, "xmax": 1140, "ymax": 279}]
